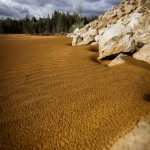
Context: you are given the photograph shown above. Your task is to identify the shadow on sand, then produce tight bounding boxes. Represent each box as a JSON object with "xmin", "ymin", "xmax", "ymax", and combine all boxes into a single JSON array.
[
  {"xmin": 87, "ymin": 46, "xmax": 99, "ymax": 52},
  {"xmin": 123, "ymin": 57, "xmax": 150, "ymax": 71},
  {"xmin": 89, "ymin": 54, "xmax": 100, "ymax": 63},
  {"xmin": 65, "ymin": 43, "xmax": 72, "ymax": 46},
  {"xmin": 144, "ymin": 94, "xmax": 150, "ymax": 102}
]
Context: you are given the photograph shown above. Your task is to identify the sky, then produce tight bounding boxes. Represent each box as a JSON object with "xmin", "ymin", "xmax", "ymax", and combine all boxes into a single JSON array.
[{"xmin": 0, "ymin": 0, "xmax": 122, "ymax": 19}]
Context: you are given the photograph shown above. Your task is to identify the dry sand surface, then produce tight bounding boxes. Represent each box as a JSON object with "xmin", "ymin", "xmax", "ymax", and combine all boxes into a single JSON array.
[{"xmin": 0, "ymin": 34, "xmax": 150, "ymax": 150}]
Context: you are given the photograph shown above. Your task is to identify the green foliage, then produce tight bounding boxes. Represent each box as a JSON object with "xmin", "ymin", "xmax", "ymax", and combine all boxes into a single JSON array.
[
  {"xmin": 69, "ymin": 21, "xmax": 84, "ymax": 33},
  {"xmin": 0, "ymin": 11, "xmax": 96, "ymax": 34}
]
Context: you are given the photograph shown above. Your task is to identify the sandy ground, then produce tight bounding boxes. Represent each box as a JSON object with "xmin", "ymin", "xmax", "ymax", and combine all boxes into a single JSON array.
[{"xmin": 0, "ymin": 34, "xmax": 150, "ymax": 150}]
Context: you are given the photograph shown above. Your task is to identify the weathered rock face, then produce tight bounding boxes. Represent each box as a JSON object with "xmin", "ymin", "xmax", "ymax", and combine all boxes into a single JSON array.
[
  {"xmin": 127, "ymin": 13, "xmax": 143, "ymax": 30},
  {"xmin": 133, "ymin": 12, "xmax": 150, "ymax": 46},
  {"xmin": 71, "ymin": 0, "xmax": 150, "ymax": 64},
  {"xmin": 98, "ymin": 21, "xmax": 135, "ymax": 59},
  {"xmin": 133, "ymin": 43, "xmax": 150, "ymax": 64},
  {"xmin": 133, "ymin": 29, "xmax": 150, "ymax": 47}
]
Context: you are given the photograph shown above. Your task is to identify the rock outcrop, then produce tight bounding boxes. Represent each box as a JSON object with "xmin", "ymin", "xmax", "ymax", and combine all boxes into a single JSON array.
[{"xmin": 71, "ymin": 0, "xmax": 150, "ymax": 64}]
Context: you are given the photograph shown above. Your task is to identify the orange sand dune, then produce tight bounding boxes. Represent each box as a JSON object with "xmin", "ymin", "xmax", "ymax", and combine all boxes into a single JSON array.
[{"xmin": 0, "ymin": 34, "xmax": 150, "ymax": 149}]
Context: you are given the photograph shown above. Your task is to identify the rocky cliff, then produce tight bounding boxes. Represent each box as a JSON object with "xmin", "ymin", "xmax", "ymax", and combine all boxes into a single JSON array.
[{"xmin": 71, "ymin": 0, "xmax": 150, "ymax": 64}]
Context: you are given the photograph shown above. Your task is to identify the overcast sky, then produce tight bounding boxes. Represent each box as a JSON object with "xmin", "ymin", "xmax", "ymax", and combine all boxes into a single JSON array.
[{"xmin": 0, "ymin": 0, "xmax": 122, "ymax": 19}]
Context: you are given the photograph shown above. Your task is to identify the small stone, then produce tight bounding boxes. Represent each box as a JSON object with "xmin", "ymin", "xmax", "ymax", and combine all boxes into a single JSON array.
[{"xmin": 108, "ymin": 54, "xmax": 127, "ymax": 66}]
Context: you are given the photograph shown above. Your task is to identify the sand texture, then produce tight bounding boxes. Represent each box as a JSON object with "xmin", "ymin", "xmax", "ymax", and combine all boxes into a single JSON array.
[{"xmin": 0, "ymin": 35, "xmax": 150, "ymax": 150}]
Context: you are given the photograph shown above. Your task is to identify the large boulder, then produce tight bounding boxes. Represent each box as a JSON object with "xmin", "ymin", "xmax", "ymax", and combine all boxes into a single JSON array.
[
  {"xmin": 98, "ymin": 21, "xmax": 135, "ymax": 59},
  {"xmin": 132, "ymin": 43, "xmax": 150, "ymax": 64},
  {"xmin": 72, "ymin": 27, "xmax": 98, "ymax": 45},
  {"xmin": 72, "ymin": 35, "xmax": 82, "ymax": 46},
  {"xmin": 80, "ymin": 28, "xmax": 98, "ymax": 38},
  {"xmin": 77, "ymin": 35, "xmax": 94, "ymax": 46}
]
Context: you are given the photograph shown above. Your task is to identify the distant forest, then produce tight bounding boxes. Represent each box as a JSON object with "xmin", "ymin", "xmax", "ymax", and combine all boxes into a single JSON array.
[{"xmin": 0, "ymin": 11, "xmax": 97, "ymax": 35}]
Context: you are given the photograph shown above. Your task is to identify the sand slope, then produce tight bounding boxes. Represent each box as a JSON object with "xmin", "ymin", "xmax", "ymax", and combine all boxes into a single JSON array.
[{"xmin": 0, "ymin": 35, "xmax": 150, "ymax": 149}]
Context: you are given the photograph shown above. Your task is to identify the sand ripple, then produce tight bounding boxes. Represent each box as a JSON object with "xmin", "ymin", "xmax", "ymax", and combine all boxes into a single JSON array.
[{"xmin": 0, "ymin": 35, "xmax": 150, "ymax": 149}]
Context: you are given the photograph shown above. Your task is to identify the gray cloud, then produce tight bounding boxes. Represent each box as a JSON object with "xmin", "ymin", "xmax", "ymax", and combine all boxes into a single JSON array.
[
  {"xmin": 85, "ymin": 0, "xmax": 101, "ymax": 2},
  {"xmin": 16, "ymin": 0, "xmax": 71, "ymax": 7},
  {"xmin": 0, "ymin": 0, "xmax": 122, "ymax": 19},
  {"xmin": 84, "ymin": 9, "xmax": 105, "ymax": 17},
  {"xmin": 0, "ymin": 1, "xmax": 30, "ymax": 19},
  {"xmin": 106, "ymin": 0, "xmax": 121, "ymax": 5}
]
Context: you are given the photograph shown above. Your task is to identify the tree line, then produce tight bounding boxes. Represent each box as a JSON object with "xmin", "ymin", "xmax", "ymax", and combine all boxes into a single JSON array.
[{"xmin": 0, "ymin": 11, "xmax": 97, "ymax": 35}]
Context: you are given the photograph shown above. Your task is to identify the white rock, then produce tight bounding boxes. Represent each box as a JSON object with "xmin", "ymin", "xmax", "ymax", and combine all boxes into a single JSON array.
[
  {"xmin": 88, "ymin": 29, "xmax": 98, "ymax": 36},
  {"xmin": 125, "ymin": 4, "xmax": 136, "ymax": 14},
  {"xmin": 72, "ymin": 35, "xmax": 82, "ymax": 46},
  {"xmin": 77, "ymin": 35, "xmax": 94, "ymax": 46},
  {"xmin": 128, "ymin": 13, "xmax": 143, "ymax": 30},
  {"xmin": 99, "ymin": 28, "xmax": 107, "ymax": 36},
  {"xmin": 91, "ymin": 42, "xmax": 98, "ymax": 45},
  {"xmin": 98, "ymin": 21, "xmax": 135, "ymax": 59},
  {"xmin": 67, "ymin": 33, "xmax": 74, "ymax": 38},
  {"xmin": 119, "ymin": 34, "xmax": 136, "ymax": 52},
  {"xmin": 73, "ymin": 28, "xmax": 80, "ymax": 35},
  {"xmin": 111, "ymin": 9, "xmax": 119, "ymax": 17},
  {"xmin": 99, "ymin": 21, "xmax": 127, "ymax": 46},
  {"xmin": 95, "ymin": 35, "xmax": 100, "ymax": 42},
  {"xmin": 80, "ymin": 28, "xmax": 87, "ymax": 35},
  {"xmin": 133, "ymin": 29, "xmax": 150, "ymax": 45},
  {"xmin": 132, "ymin": 43, "xmax": 150, "ymax": 64},
  {"xmin": 138, "ymin": 0, "xmax": 147, "ymax": 5},
  {"xmin": 108, "ymin": 53, "xmax": 127, "ymax": 66},
  {"xmin": 80, "ymin": 32, "xmax": 89, "ymax": 38},
  {"xmin": 70, "ymin": 34, "xmax": 74, "ymax": 38},
  {"xmin": 84, "ymin": 24, "xmax": 90, "ymax": 30}
]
